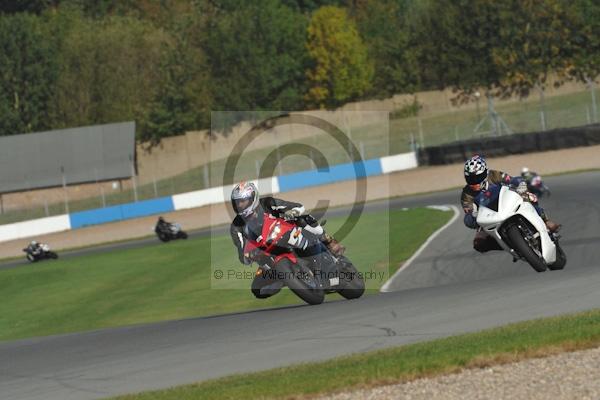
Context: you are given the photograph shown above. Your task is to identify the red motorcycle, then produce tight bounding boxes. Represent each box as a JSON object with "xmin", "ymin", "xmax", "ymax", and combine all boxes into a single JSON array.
[{"xmin": 244, "ymin": 213, "xmax": 365, "ymax": 305}]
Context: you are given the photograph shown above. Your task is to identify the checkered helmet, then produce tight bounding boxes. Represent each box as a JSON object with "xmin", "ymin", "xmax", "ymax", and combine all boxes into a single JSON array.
[
  {"xmin": 464, "ymin": 155, "xmax": 488, "ymax": 185},
  {"xmin": 231, "ymin": 181, "xmax": 259, "ymax": 218}
]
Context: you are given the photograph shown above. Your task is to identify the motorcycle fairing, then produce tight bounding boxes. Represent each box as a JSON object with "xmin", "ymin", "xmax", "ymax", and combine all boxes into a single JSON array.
[{"xmin": 477, "ymin": 186, "xmax": 556, "ymax": 264}]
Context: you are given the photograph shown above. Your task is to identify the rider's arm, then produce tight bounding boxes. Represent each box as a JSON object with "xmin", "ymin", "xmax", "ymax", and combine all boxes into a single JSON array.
[
  {"xmin": 230, "ymin": 218, "xmax": 251, "ymax": 265},
  {"xmin": 461, "ymin": 188, "xmax": 479, "ymax": 229},
  {"xmin": 261, "ymin": 197, "xmax": 305, "ymax": 218},
  {"xmin": 488, "ymin": 169, "xmax": 527, "ymax": 188}
]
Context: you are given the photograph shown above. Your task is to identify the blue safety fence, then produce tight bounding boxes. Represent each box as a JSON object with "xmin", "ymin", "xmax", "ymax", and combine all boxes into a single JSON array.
[
  {"xmin": 277, "ymin": 158, "xmax": 383, "ymax": 192},
  {"xmin": 70, "ymin": 196, "xmax": 174, "ymax": 229}
]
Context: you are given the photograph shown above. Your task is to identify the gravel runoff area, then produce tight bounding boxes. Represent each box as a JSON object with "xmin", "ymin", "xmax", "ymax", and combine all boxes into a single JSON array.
[
  {"xmin": 0, "ymin": 144, "xmax": 599, "ymax": 259},
  {"xmin": 317, "ymin": 347, "xmax": 600, "ymax": 400}
]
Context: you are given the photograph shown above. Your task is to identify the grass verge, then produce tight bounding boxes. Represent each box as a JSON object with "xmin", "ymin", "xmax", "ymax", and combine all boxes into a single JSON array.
[
  {"xmin": 0, "ymin": 207, "xmax": 451, "ymax": 341},
  {"xmin": 112, "ymin": 308, "xmax": 600, "ymax": 400}
]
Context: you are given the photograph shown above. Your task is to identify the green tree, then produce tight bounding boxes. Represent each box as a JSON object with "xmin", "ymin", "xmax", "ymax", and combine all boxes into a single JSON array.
[
  {"xmin": 140, "ymin": 21, "xmax": 212, "ymax": 143},
  {"xmin": 0, "ymin": 0, "xmax": 58, "ymax": 14},
  {"xmin": 410, "ymin": 0, "xmax": 503, "ymax": 97},
  {"xmin": 203, "ymin": 0, "xmax": 308, "ymax": 114},
  {"xmin": 305, "ymin": 5, "xmax": 373, "ymax": 108},
  {"xmin": 0, "ymin": 13, "xmax": 59, "ymax": 135},
  {"xmin": 50, "ymin": 14, "xmax": 169, "ymax": 131},
  {"xmin": 352, "ymin": 0, "xmax": 420, "ymax": 97},
  {"xmin": 567, "ymin": 0, "xmax": 600, "ymax": 82},
  {"xmin": 491, "ymin": 0, "xmax": 587, "ymax": 97}
]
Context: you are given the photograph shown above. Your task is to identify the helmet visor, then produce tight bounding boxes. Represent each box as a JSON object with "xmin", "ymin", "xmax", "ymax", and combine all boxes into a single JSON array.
[
  {"xmin": 232, "ymin": 194, "xmax": 256, "ymax": 216},
  {"xmin": 465, "ymin": 169, "xmax": 487, "ymax": 185}
]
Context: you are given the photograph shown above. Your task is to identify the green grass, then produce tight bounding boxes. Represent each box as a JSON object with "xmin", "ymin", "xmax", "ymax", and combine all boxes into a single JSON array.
[
  {"xmin": 2, "ymin": 88, "xmax": 595, "ymax": 225},
  {"xmin": 0, "ymin": 207, "xmax": 451, "ymax": 341},
  {"xmin": 112, "ymin": 309, "xmax": 600, "ymax": 400}
]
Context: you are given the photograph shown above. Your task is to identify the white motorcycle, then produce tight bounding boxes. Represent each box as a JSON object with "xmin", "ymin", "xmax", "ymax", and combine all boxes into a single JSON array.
[{"xmin": 476, "ymin": 184, "xmax": 566, "ymax": 272}]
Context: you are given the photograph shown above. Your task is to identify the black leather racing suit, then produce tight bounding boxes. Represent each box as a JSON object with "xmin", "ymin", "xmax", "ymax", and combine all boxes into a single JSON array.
[
  {"xmin": 230, "ymin": 197, "xmax": 325, "ymax": 299},
  {"xmin": 229, "ymin": 197, "xmax": 308, "ymax": 265}
]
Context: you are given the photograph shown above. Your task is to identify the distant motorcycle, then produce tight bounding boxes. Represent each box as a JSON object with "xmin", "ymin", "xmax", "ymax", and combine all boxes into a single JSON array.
[
  {"xmin": 23, "ymin": 243, "xmax": 58, "ymax": 263},
  {"xmin": 526, "ymin": 174, "xmax": 551, "ymax": 198},
  {"xmin": 475, "ymin": 184, "xmax": 566, "ymax": 272},
  {"xmin": 155, "ymin": 222, "xmax": 188, "ymax": 242}
]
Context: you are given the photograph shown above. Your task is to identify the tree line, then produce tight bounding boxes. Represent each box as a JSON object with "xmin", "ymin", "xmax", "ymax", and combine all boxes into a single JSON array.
[{"xmin": 0, "ymin": 0, "xmax": 598, "ymax": 142}]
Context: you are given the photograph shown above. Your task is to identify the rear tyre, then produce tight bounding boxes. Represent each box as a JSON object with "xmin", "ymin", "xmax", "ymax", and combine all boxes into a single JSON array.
[
  {"xmin": 506, "ymin": 224, "xmax": 547, "ymax": 272},
  {"xmin": 548, "ymin": 243, "xmax": 566, "ymax": 270},
  {"xmin": 337, "ymin": 257, "xmax": 365, "ymax": 300},
  {"xmin": 277, "ymin": 258, "xmax": 324, "ymax": 305}
]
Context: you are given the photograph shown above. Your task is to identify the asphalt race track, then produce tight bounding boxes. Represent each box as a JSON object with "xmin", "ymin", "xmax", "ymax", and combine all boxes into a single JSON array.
[{"xmin": 1, "ymin": 171, "xmax": 599, "ymax": 400}]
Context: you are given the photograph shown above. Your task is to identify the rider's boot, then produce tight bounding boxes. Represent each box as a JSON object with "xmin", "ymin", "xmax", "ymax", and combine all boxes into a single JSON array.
[
  {"xmin": 545, "ymin": 220, "xmax": 561, "ymax": 233},
  {"xmin": 321, "ymin": 233, "xmax": 346, "ymax": 257}
]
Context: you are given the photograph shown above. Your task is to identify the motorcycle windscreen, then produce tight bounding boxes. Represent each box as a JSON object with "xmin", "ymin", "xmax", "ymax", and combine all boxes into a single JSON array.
[{"xmin": 476, "ymin": 184, "xmax": 501, "ymax": 212}]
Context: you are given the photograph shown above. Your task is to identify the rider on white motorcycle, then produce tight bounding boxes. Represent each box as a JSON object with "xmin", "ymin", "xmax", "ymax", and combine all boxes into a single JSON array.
[{"xmin": 461, "ymin": 155, "xmax": 561, "ymax": 253}]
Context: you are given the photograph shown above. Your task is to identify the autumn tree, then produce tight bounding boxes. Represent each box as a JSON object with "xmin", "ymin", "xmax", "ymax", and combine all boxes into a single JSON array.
[{"xmin": 305, "ymin": 6, "xmax": 373, "ymax": 108}]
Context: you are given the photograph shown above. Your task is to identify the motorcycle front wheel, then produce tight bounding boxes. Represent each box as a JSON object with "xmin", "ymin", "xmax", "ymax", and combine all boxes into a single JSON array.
[
  {"xmin": 277, "ymin": 258, "xmax": 324, "ymax": 305},
  {"xmin": 507, "ymin": 224, "xmax": 547, "ymax": 272}
]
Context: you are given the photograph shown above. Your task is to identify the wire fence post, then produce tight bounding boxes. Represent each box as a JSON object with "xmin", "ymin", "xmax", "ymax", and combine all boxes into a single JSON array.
[
  {"xmin": 359, "ymin": 141, "xmax": 365, "ymax": 159},
  {"xmin": 587, "ymin": 106, "xmax": 592, "ymax": 124},
  {"xmin": 0, "ymin": 194, "xmax": 3, "ymax": 215},
  {"xmin": 61, "ymin": 166, "xmax": 69, "ymax": 214},
  {"xmin": 203, "ymin": 164, "xmax": 210, "ymax": 189},
  {"xmin": 586, "ymin": 76, "xmax": 598, "ymax": 123},
  {"xmin": 418, "ymin": 117, "xmax": 425, "ymax": 148},
  {"xmin": 537, "ymin": 83, "xmax": 547, "ymax": 131},
  {"xmin": 95, "ymin": 168, "xmax": 106, "ymax": 208},
  {"xmin": 540, "ymin": 111, "xmax": 546, "ymax": 131},
  {"xmin": 129, "ymin": 154, "xmax": 138, "ymax": 202},
  {"xmin": 44, "ymin": 198, "xmax": 49, "ymax": 217},
  {"xmin": 153, "ymin": 175, "xmax": 158, "ymax": 198}
]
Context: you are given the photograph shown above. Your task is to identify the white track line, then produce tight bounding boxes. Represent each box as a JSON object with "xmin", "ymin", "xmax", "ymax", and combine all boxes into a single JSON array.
[{"xmin": 380, "ymin": 205, "xmax": 460, "ymax": 293}]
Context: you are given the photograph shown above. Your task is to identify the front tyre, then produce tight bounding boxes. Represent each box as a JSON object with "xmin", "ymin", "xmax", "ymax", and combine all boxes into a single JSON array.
[
  {"xmin": 48, "ymin": 251, "xmax": 59, "ymax": 259},
  {"xmin": 277, "ymin": 258, "xmax": 324, "ymax": 305},
  {"xmin": 507, "ymin": 224, "xmax": 547, "ymax": 272},
  {"xmin": 337, "ymin": 257, "xmax": 365, "ymax": 300},
  {"xmin": 548, "ymin": 243, "xmax": 566, "ymax": 270},
  {"xmin": 178, "ymin": 231, "xmax": 188, "ymax": 240}
]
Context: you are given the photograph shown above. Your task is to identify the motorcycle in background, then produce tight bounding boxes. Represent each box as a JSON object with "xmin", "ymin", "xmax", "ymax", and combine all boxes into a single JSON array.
[
  {"xmin": 23, "ymin": 243, "xmax": 58, "ymax": 262},
  {"xmin": 155, "ymin": 222, "xmax": 188, "ymax": 242},
  {"xmin": 526, "ymin": 174, "xmax": 551, "ymax": 198}
]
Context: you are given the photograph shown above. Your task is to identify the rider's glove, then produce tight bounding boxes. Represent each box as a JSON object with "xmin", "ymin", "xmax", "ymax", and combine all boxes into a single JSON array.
[
  {"xmin": 516, "ymin": 181, "xmax": 528, "ymax": 194},
  {"xmin": 464, "ymin": 213, "xmax": 479, "ymax": 229},
  {"xmin": 283, "ymin": 208, "xmax": 301, "ymax": 221}
]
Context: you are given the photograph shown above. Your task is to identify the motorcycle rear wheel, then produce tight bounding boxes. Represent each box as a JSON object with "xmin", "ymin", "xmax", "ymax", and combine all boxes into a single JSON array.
[
  {"xmin": 507, "ymin": 224, "xmax": 547, "ymax": 272},
  {"xmin": 277, "ymin": 259, "xmax": 324, "ymax": 305}
]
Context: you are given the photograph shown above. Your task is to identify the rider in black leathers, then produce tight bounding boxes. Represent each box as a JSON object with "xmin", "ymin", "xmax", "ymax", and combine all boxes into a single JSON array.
[{"xmin": 229, "ymin": 181, "xmax": 343, "ymax": 298}]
